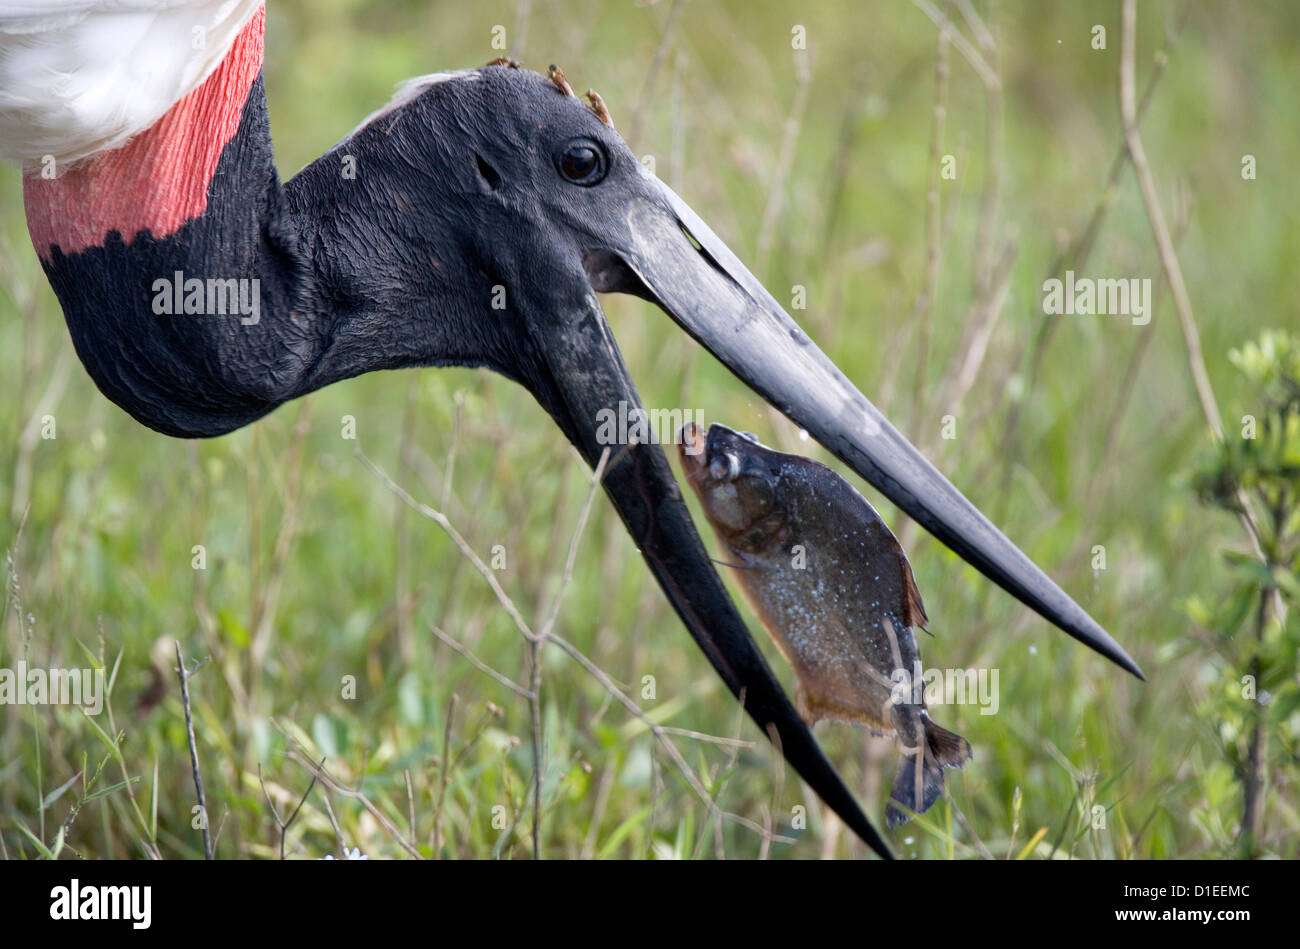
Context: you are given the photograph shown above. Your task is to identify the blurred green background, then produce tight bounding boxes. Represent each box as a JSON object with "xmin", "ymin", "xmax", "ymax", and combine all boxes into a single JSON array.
[{"xmin": 1, "ymin": 0, "xmax": 1297, "ymax": 859}]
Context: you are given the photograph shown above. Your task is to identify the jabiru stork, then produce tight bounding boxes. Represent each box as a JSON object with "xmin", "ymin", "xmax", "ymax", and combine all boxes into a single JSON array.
[{"xmin": 0, "ymin": 1, "xmax": 1142, "ymax": 859}]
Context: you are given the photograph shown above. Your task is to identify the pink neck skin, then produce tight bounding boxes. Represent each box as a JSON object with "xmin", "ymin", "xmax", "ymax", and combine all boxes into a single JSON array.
[{"xmin": 23, "ymin": 5, "xmax": 266, "ymax": 260}]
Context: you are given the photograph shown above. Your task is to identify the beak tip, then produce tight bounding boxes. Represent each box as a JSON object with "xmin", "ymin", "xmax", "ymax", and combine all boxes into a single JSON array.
[{"xmin": 1077, "ymin": 620, "xmax": 1145, "ymax": 680}]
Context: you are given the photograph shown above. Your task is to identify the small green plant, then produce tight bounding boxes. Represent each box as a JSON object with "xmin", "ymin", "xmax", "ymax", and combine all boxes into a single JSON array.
[{"xmin": 1187, "ymin": 330, "xmax": 1300, "ymax": 857}]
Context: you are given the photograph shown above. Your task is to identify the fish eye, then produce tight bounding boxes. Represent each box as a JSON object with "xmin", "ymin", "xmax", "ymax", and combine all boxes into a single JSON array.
[
  {"xmin": 709, "ymin": 452, "xmax": 741, "ymax": 482},
  {"xmin": 557, "ymin": 140, "xmax": 606, "ymax": 185}
]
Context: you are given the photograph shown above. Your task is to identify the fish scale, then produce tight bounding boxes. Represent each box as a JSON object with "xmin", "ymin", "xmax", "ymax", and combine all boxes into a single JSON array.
[{"xmin": 679, "ymin": 421, "xmax": 973, "ymax": 826}]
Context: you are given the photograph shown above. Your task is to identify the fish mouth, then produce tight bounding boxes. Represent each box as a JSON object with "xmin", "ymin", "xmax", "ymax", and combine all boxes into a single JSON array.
[
  {"xmin": 676, "ymin": 421, "xmax": 709, "ymax": 479},
  {"xmin": 679, "ymin": 420, "xmax": 709, "ymax": 459},
  {"xmin": 676, "ymin": 421, "xmax": 759, "ymax": 483}
]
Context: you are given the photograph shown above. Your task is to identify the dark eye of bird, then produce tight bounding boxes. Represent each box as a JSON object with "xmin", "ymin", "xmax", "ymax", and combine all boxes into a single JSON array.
[{"xmin": 558, "ymin": 142, "xmax": 605, "ymax": 185}]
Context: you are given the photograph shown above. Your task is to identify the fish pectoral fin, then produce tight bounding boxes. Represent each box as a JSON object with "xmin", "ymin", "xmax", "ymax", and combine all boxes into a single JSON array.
[{"xmin": 794, "ymin": 684, "xmax": 817, "ymax": 726}]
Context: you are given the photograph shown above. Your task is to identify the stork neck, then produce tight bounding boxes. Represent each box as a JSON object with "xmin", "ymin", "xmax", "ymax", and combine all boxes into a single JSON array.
[
  {"xmin": 24, "ymin": 12, "xmax": 490, "ymax": 440},
  {"xmin": 22, "ymin": 5, "xmax": 266, "ymax": 258},
  {"xmin": 27, "ymin": 0, "xmax": 319, "ymax": 440}
]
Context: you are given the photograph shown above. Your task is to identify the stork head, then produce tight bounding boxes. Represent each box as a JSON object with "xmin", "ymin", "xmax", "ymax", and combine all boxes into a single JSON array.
[{"xmin": 307, "ymin": 62, "xmax": 1144, "ymax": 857}]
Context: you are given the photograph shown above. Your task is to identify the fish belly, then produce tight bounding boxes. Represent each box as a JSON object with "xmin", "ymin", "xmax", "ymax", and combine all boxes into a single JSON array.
[{"xmin": 735, "ymin": 566, "xmax": 914, "ymax": 730}]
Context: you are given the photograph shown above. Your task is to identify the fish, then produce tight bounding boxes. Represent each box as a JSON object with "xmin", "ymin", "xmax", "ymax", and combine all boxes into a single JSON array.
[{"xmin": 678, "ymin": 421, "xmax": 971, "ymax": 827}]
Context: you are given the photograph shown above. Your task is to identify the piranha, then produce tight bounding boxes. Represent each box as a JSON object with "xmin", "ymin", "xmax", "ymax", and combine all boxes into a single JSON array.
[{"xmin": 678, "ymin": 421, "xmax": 972, "ymax": 827}]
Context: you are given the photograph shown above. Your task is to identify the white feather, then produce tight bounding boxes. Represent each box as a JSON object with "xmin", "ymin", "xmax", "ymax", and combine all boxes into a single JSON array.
[
  {"xmin": 0, "ymin": 0, "xmax": 262, "ymax": 166},
  {"xmin": 336, "ymin": 70, "xmax": 479, "ymax": 148}
]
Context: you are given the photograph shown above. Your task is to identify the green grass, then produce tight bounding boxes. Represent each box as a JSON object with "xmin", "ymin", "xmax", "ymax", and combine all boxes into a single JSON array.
[{"xmin": 1, "ymin": 0, "xmax": 1296, "ymax": 859}]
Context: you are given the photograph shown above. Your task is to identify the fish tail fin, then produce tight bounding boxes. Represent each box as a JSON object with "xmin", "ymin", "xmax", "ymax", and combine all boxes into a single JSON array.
[{"xmin": 885, "ymin": 716, "xmax": 971, "ymax": 828}]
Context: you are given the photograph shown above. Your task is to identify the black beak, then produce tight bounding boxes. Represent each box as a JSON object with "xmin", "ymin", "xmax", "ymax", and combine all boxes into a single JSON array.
[
  {"xmin": 516, "ymin": 160, "xmax": 1139, "ymax": 860},
  {"xmin": 613, "ymin": 179, "xmax": 1144, "ymax": 681},
  {"xmin": 521, "ymin": 284, "xmax": 896, "ymax": 859}
]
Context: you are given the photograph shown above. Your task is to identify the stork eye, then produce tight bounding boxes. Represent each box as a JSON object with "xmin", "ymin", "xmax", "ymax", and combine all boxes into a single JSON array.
[{"xmin": 557, "ymin": 141, "xmax": 606, "ymax": 185}]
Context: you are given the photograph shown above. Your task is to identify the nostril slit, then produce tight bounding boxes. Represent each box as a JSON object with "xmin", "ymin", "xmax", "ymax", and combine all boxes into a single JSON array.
[
  {"xmin": 679, "ymin": 221, "xmax": 730, "ymax": 281},
  {"xmin": 475, "ymin": 153, "xmax": 501, "ymax": 190}
]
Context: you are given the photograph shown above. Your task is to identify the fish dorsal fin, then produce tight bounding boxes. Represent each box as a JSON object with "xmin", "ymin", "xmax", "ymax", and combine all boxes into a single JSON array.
[{"xmin": 900, "ymin": 556, "xmax": 928, "ymax": 630}]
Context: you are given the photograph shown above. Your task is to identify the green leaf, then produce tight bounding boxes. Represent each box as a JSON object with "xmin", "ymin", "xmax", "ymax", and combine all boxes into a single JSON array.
[
  {"xmin": 75, "ymin": 639, "xmax": 104, "ymax": 672},
  {"xmin": 1215, "ymin": 583, "xmax": 1257, "ymax": 637},
  {"xmin": 108, "ymin": 646, "xmax": 125, "ymax": 695},
  {"xmin": 218, "ymin": 609, "xmax": 251, "ymax": 649},
  {"xmin": 81, "ymin": 710, "xmax": 124, "ymax": 763},
  {"xmin": 16, "ymin": 821, "xmax": 54, "ymax": 860},
  {"xmin": 41, "ymin": 772, "xmax": 81, "ymax": 810},
  {"xmin": 1268, "ymin": 685, "xmax": 1300, "ymax": 724},
  {"xmin": 1016, "ymin": 826, "xmax": 1047, "ymax": 860},
  {"xmin": 596, "ymin": 804, "xmax": 652, "ymax": 859},
  {"xmin": 150, "ymin": 756, "xmax": 159, "ymax": 840},
  {"xmin": 82, "ymin": 777, "xmax": 140, "ymax": 802},
  {"xmin": 312, "ymin": 714, "xmax": 340, "ymax": 759}
]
